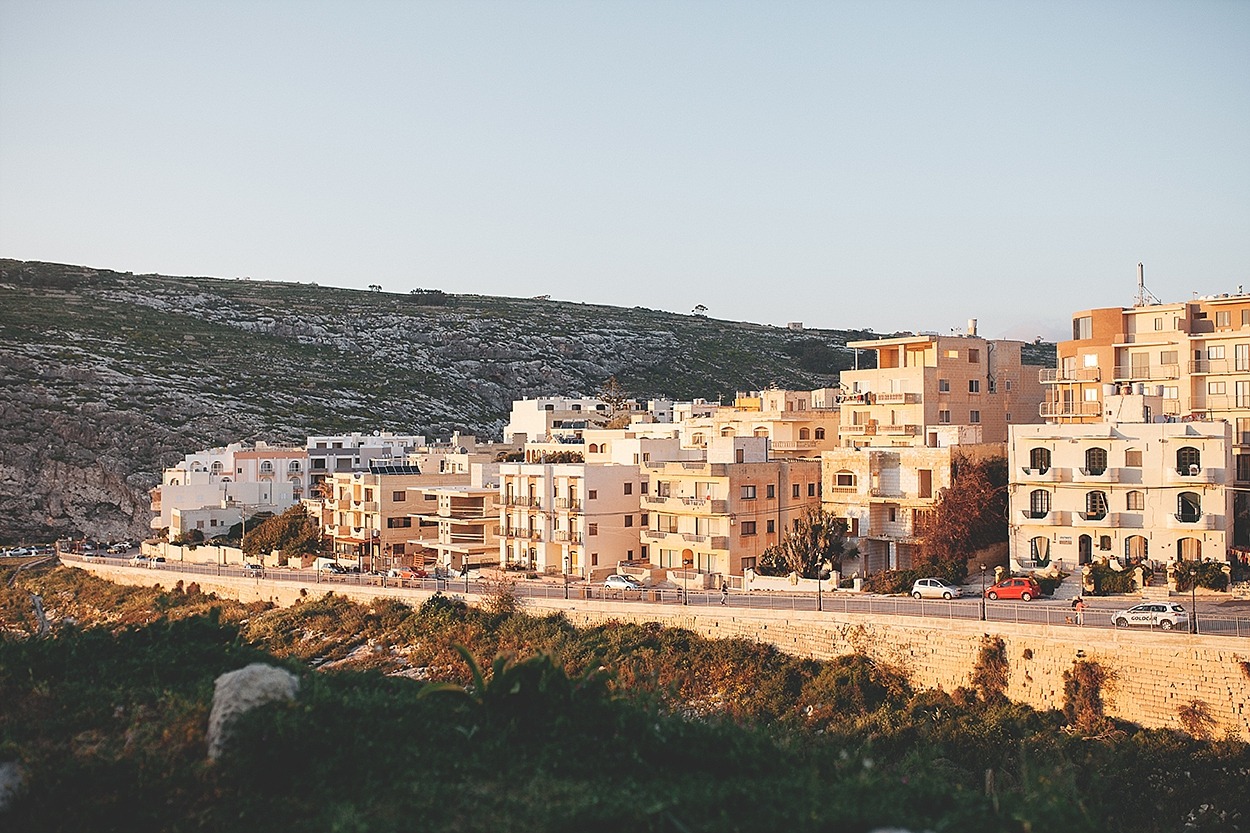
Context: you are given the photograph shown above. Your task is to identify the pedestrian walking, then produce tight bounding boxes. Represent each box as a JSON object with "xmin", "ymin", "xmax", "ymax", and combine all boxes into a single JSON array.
[
  {"xmin": 720, "ymin": 581, "xmax": 729, "ymax": 606},
  {"xmin": 1074, "ymin": 597, "xmax": 1086, "ymax": 626}
]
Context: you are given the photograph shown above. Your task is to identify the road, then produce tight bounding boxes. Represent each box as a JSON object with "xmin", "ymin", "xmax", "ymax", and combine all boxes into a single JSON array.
[{"xmin": 60, "ymin": 553, "xmax": 1250, "ymax": 639}]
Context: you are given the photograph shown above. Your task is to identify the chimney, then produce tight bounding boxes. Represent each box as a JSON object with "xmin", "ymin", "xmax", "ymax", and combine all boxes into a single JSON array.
[{"xmin": 967, "ymin": 318, "xmax": 978, "ymax": 337}]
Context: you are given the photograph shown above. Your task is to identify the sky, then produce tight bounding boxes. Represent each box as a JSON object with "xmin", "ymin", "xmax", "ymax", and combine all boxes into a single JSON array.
[{"xmin": 1, "ymin": 1, "xmax": 1247, "ymax": 341}]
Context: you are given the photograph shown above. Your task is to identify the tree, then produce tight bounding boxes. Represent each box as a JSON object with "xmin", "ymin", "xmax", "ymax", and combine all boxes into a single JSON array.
[
  {"xmin": 916, "ymin": 454, "xmax": 1009, "ymax": 582},
  {"xmin": 692, "ymin": 304, "xmax": 708, "ymax": 316},
  {"xmin": 241, "ymin": 505, "xmax": 322, "ymax": 560},
  {"xmin": 756, "ymin": 508, "xmax": 848, "ymax": 578}
]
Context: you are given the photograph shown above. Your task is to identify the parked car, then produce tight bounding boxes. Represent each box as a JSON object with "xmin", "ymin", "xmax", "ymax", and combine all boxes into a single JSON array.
[
  {"xmin": 107, "ymin": 542, "xmax": 129, "ymax": 554},
  {"xmin": 243, "ymin": 563, "xmax": 264, "ymax": 575},
  {"xmin": 1113, "ymin": 602, "xmax": 1190, "ymax": 631},
  {"xmin": 130, "ymin": 555, "xmax": 150, "ymax": 566},
  {"xmin": 148, "ymin": 556, "xmax": 166, "ymax": 568},
  {"xmin": 3, "ymin": 547, "xmax": 32, "ymax": 557},
  {"xmin": 322, "ymin": 563, "xmax": 349, "ymax": 575},
  {"xmin": 605, "ymin": 574, "xmax": 644, "ymax": 591},
  {"xmin": 985, "ymin": 576, "xmax": 1041, "ymax": 601},
  {"xmin": 911, "ymin": 578, "xmax": 963, "ymax": 600},
  {"xmin": 389, "ymin": 566, "xmax": 428, "ymax": 579}
]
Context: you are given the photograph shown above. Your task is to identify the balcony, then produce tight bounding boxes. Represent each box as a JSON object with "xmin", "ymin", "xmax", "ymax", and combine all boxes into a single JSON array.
[
  {"xmin": 641, "ymin": 528, "xmax": 670, "ymax": 541},
  {"xmin": 680, "ymin": 496, "xmax": 729, "ymax": 514},
  {"xmin": 554, "ymin": 497, "xmax": 583, "ymax": 512},
  {"xmin": 839, "ymin": 421, "xmax": 878, "ymax": 435},
  {"xmin": 1074, "ymin": 467, "xmax": 1120, "ymax": 483},
  {"xmin": 771, "ymin": 439, "xmax": 822, "ymax": 451},
  {"xmin": 872, "ymin": 392, "xmax": 922, "ymax": 404},
  {"xmin": 552, "ymin": 530, "xmax": 584, "ymax": 544},
  {"xmin": 352, "ymin": 500, "xmax": 379, "ymax": 512},
  {"xmin": 1113, "ymin": 364, "xmax": 1179, "ymax": 381},
  {"xmin": 1073, "ymin": 511, "xmax": 1119, "ymax": 527},
  {"xmin": 505, "ymin": 495, "xmax": 542, "ymax": 509},
  {"xmin": 1018, "ymin": 466, "xmax": 1069, "ymax": 483},
  {"xmin": 878, "ymin": 424, "xmax": 920, "ymax": 436},
  {"xmin": 1167, "ymin": 512, "xmax": 1221, "ymax": 530},
  {"xmin": 1017, "ymin": 509, "xmax": 1069, "ymax": 526},
  {"xmin": 1038, "ymin": 368, "xmax": 1101, "ymax": 383},
  {"xmin": 503, "ymin": 527, "xmax": 543, "ymax": 540},
  {"xmin": 1188, "ymin": 359, "xmax": 1233, "ymax": 375},
  {"xmin": 1164, "ymin": 467, "xmax": 1221, "ymax": 485},
  {"xmin": 1039, "ymin": 401, "xmax": 1102, "ymax": 418}
]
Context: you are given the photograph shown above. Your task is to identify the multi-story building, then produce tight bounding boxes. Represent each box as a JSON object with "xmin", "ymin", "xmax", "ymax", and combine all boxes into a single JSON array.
[
  {"xmin": 1010, "ymin": 393, "xmax": 1232, "ymax": 569},
  {"xmin": 502, "ymin": 397, "xmax": 614, "ymax": 445},
  {"xmin": 1045, "ymin": 292, "xmax": 1250, "ymax": 544},
  {"xmin": 407, "ymin": 465, "xmax": 501, "ymax": 573},
  {"xmin": 498, "ymin": 461, "xmax": 643, "ymax": 577},
  {"xmin": 150, "ymin": 442, "xmax": 301, "ymax": 534},
  {"xmin": 642, "ymin": 438, "xmax": 823, "ymax": 579},
  {"xmin": 838, "ymin": 329, "xmax": 1046, "ymax": 448},
  {"xmin": 305, "ymin": 432, "xmax": 425, "ymax": 495},
  {"xmin": 821, "ymin": 442, "xmax": 1004, "ymax": 574},
  {"xmin": 679, "ymin": 388, "xmax": 841, "ymax": 459}
]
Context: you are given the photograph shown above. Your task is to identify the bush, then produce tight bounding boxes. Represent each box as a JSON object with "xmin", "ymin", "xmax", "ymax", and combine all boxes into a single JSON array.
[
  {"xmin": 1030, "ymin": 571, "xmax": 1068, "ymax": 597},
  {"xmin": 1087, "ymin": 561, "xmax": 1137, "ymax": 595},
  {"xmin": 1173, "ymin": 560, "xmax": 1230, "ymax": 592},
  {"xmin": 864, "ymin": 569, "xmax": 921, "ymax": 595}
]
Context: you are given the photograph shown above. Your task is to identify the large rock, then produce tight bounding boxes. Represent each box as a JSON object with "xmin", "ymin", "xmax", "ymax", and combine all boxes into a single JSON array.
[
  {"xmin": 0, "ymin": 761, "xmax": 25, "ymax": 812},
  {"xmin": 206, "ymin": 663, "xmax": 300, "ymax": 761}
]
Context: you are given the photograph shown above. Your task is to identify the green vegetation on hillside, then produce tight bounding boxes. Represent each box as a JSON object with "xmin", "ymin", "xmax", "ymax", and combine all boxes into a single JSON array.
[{"xmin": 0, "ymin": 564, "xmax": 1244, "ymax": 832}]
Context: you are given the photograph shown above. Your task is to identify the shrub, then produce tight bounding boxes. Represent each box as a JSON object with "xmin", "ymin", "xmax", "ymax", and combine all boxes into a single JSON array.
[
  {"xmin": 970, "ymin": 636, "xmax": 1009, "ymax": 703},
  {"xmin": 1063, "ymin": 660, "xmax": 1112, "ymax": 735},
  {"xmin": 1172, "ymin": 560, "xmax": 1230, "ymax": 592},
  {"xmin": 864, "ymin": 569, "xmax": 921, "ymax": 595},
  {"xmin": 1087, "ymin": 561, "xmax": 1137, "ymax": 595}
]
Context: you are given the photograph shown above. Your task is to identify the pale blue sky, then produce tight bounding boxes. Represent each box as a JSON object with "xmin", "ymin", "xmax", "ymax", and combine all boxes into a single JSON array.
[{"xmin": 2, "ymin": 1, "xmax": 1247, "ymax": 340}]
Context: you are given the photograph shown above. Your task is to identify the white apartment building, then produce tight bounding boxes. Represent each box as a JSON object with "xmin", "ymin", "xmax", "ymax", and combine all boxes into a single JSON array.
[
  {"xmin": 150, "ymin": 442, "xmax": 300, "ymax": 533},
  {"xmin": 408, "ymin": 465, "xmax": 501, "ymax": 572},
  {"xmin": 305, "ymin": 431, "xmax": 425, "ymax": 493},
  {"xmin": 1009, "ymin": 393, "xmax": 1233, "ymax": 571}
]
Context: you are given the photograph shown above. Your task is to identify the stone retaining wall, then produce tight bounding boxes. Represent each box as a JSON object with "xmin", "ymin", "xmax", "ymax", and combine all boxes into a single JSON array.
[{"xmin": 72, "ymin": 561, "xmax": 1250, "ymax": 738}]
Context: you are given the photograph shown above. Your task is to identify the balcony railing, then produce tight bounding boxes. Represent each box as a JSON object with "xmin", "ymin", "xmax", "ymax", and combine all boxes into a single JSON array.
[
  {"xmin": 554, "ymin": 497, "xmax": 582, "ymax": 511},
  {"xmin": 872, "ymin": 392, "xmax": 922, "ymax": 404},
  {"xmin": 505, "ymin": 495, "xmax": 542, "ymax": 508},
  {"xmin": 878, "ymin": 424, "xmax": 920, "ymax": 436},
  {"xmin": 1188, "ymin": 359, "xmax": 1234, "ymax": 375},
  {"xmin": 771, "ymin": 439, "xmax": 821, "ymax": 450},
  {"xmin": 1038, "ymin": 368, "xmax": 1101, "ymax": 383},
  {"xmin": 1039, "ymin": 401, "xmax": 1102, "ymax": 418},
  {"xmin": 1113, "ymin": 364, "xmax": 1179, "ymax": 380},
  {"xmin": 552, "ymin": 531, "xmax": 584, "ymax": 544},
  {"xmin": 1075, "ymin": 467, "xmax": 1119, "ymax": 482},
  {"xmin": 1018, "ymin": 466, "xmax": 1069, "ymax": 482},
  {"xmin": 1165, "ymin": 467, "xmax": 1220, "ymax": 484}
]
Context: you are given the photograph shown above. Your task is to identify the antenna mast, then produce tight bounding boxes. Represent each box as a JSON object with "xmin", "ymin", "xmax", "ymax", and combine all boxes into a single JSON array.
[{"xmin": 1134, "ymin": 262, "xmax": 1161, "ymax": 307}]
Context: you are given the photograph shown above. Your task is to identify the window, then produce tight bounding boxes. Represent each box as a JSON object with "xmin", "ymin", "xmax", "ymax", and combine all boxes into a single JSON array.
[
  {"xmin": 1238, "ymin": 381, "xmax": 1250, "ymax": 408},
  {"xmin": 623, "ymin": 482, "xmax": 633, "ymax": 495},
  {"xmin": 1160, "ymin": 349, "xmax": 1178, "ymax": 367},
  {"xmin": 1239, "ymin": 419, "xmax": 1250, "ymax": 445},
  {"xmin": 1176, "ymin": 446, "xmax": 1201, "ymax": 475},
  {"xmin": 766, "ymin": 484, "xmax": 775, "ymax": 499},
  {"xmin": 938, "ymin": 410, "xmax": 951, "ymax": 424},
  {"xmin": 888, "ymin": 507, "xmax": 897, "ymax": 523},
  {"xmin": 939, "ymin": 379, "xmax": 950, "ymax": 392},
  {"xmin": 1084, "ymin": 491, "xmax": 1108, "ymax": 520},
  {"xmin": 1099, "ymin": 535, "xmax": 1112, "ymax": 551},
  {"xmin": 815, "ymin": 427, "xmax": 826, "ymax": 440},
  {"xmin": 591, "ymin": 552, "xmax": 599, "ymax": 566},
  {"xmin": 740, "ymin": 521, "xmax": 757, "ymax": 536},
  {"xmin": 1163, "ymin": 386, "xmax": 1179, "ymax": 400},
  {"xmin": 918, "ymin": 469, "xmax": 932, "ymax": 498},
  {"xmin": 1209, "ymin": 345, "xmax": 1226, "ymax": 360},
  {"xmin": 969, "ymin": 410, "xmax": 981, "ymax": 424},
  {"xmin": 624, "ymin": 515, "xmax": 633, "ymax": 527},
  {"xmin": 1217, "ymin": 310, "xmax": 1231, "ymax": 327},
  {"xmin": 1244, "ymin": 309, "xmax": 1250, "ymax": 327},
  {"xmin": 968, "ymin": 348, "xmax": 980, "ymax": 363},
  {"xmin": 988, "ymin": 379, "xmax": 997, "ymax": 393},
  {"xmin": 766, "ymin": 519, "xmax": 775, "ymax": 534},
  {"xmin": 836, "ymin": 471, "xmax": 855, "ymax": 487},
  {"xmin": 1029, "ymin": 489, "xmax": 1050, "ymax": 517},
  {"xmin": 588, "ymin": 490, "xmax": 598, "ymax": 500},
  {"xmin": 799, "ymin": 427, "xmax": 810, "ymax": 440},
  {"xmin": 1074, "ymin": 316, "xmax": 1092, "ymax": 340},
  {"xmin": 392, "ymin": 491, "xmax": 406, "ymax": 502},
  {"xmin": 588, "ymin": 523, "xmax": 599, "ymax": 536},
  {"xmin": 1209, "ymin": 381, "xmax": 1226, "ymax": 395},
  {"xmin": 792, "ymin": 484, "xmax": 800, "ymax": 499},
  {"xmin": 741, "ymin": 485, "xmax": 757, "ymax": 499},
  {"xmin": 969, "ymin": 379, "xmax": 980, "ymax": 393},
  {"xmin": 1177, "ymin": 492, "xmax": 1201, "ymax": 522},
  {"xmin": 808, "ymin": 483, "xmax": 816, "ymax": 497},
  {"xmin": 1084, "ymin": 447, "xmax": 1108, "ymax": 476},
  {"xmin": 1084, "ymin": 387, "xmax": 1099, "ymax": 401},
  {"xmin": 1238, "ymin": 454, "xmax": 1250, "ymax": 481},
  {"xmin": 386, "ymin": 517, "xmax": 412, "ymax": 528},
  {"xmin": 1126, "ymin": 490, "xmax": 1145, "ymax": 511},
  {"xmin": 1029, "ymin": 447, "xmax": 1051, "ymax": 473},
  {"xmin": 1124, "ymin": 448, "xmax": 1142, "ymax": 467},
  {"xmin": 210, "ymin": 518, "xmax": 218, "ymax": 527},
  {"xmin": 640, "ymin": 512, "xmax": 648, "ymax": 525},
  {"xmin": 1154, "ymin": 317, "xmax": 1164, "ymax": 331}
]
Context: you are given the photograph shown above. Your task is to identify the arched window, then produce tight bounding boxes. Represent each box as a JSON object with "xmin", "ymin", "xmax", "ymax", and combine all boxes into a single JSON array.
[
  {"xmin": 1126, "ymin": 490, "xmax": 1145, "ymax": 511},
  {"xmin": 753, "ymin": 427, "xmax": 769, "ymax": 438},
  {"xmin": 260, "ymin": 461, "xmax": 274, "ymax": 474},
  {"xmin": 814, "ymin": 427, "xmax": 826, "ymax": 440},
  {"xmin": 1082, "ymin": 491, "xmax": 1108, "ymax": 520},
  {"xmin": 720, "ymin": 427, "xmax": 736, "ymax": 437},
  {"xmin": 799, "ymin": 427, "xmax": 811, "ymax": 440},
  {"xmin": 288, "ymin": 460, "xmax": 301, "ymax": 472},
  {"xmin": 587, "ymin": 444, "xmax": 599, "ymax": 453},
  {"xmin": 1176, "ymin": 491, "xmax": 1202, "ymax": 522},
  {"xmin": 210, "ymin": 461, "xmax": 223, "ymax": 475},
  {"xmin": 1177, "ymin": 537, "xmax": 1201, "ymax": 560},
  {"xmin": 1099, "ymin": 535, "xmax": 1112, "ymax": 551},
  {"xmin": 1084, "ymin": 447, "xmax": 1108, "ymax": 476},
  {"xmin": 835, "ymin": 470, "xmax": 856, "ymax": 487},
  {"xmin": 1125, "ymin": 535, "xmax": 1148, "ymax": 561},
  {"xmin": 1030, "ymin": 537, "xmax": 1050, "ymax": 566},
  {"xmin": 691, "ymin": 433, "xmax": 705, "ymax": 446},
  {"xmin": 1028, "ymin": 489, "xmax": 1050, "ymax": 518},
  {"xmin": 1176, "ymin": 446, "xmax": 1201, "ymax": 475},
  {"xmin": 1029, "ymin": 447, "xmax": 1051, "ymax": 473}
]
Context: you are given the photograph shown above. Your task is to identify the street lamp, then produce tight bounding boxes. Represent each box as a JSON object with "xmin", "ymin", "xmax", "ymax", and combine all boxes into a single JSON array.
[
  {"xmin": 1190, "ymin": 568, "xmax": 1198, "ymax": 634},
  {"xmin": 980, "ymin": 564, "xmax": 988, "ymax": 621},
  {"xmin": 816, "ymin": 564, "xmax": 823, "ymax": 612}
]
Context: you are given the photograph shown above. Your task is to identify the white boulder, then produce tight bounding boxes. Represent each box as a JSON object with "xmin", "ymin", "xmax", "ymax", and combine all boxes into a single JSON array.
[{"xmin": 206, "ymin": 663, "xmax": 300, "ymax": 761}]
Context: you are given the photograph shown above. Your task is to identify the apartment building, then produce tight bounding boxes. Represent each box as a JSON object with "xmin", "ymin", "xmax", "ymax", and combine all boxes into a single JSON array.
[
  {"xmin": 679, "ymin": 388, "xmax": 841, "ymax": 458},
  {"xmin": 150, "ymin": 442, "xmax": 299, "ymax": 533},
  {"xmin": 407, "ymin": 465, "xmax": 501, "ymax": 572},
  {"xmin": 642, "ymin": 438, "xmax": 823, "ymax": 579},
  {"xmin": 498, "ymin": 461, "xmax": 642, "ymax": 577},
  {"xmin": 1010, "ymin": 393, "xmax": 1232, "ymax": 570},
  {"xmin": 839, "ymin": 331, "xmax": 1046, "ymax": 448},
  {"xmin": 502, "ymin": 397, "xmax": 614, "ymax": 444},
  {"xmin": 821, "ymin": 442, "xmax": 1004, "ymax": 575},
  {"xmin": 1046, "ymin": 293, "xmax": 1250, "ymax": 544},
  {"xmin": 305, "ymin": 432, "xmax": 425, "ymax": 495}
]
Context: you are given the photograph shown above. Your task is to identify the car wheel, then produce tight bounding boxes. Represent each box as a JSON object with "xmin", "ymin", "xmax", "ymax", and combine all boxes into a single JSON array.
[
  {"xmin": 912, "ymin": 591, "xmax": 922, "ymax": 599},
  {"xmin": 1160, "ymin": 620, "xmax": 1174, "ymax": 631},
  {"xmin": 1115, "ymin": 617, "xmax": 1129, "ymax": 628},
  {"xmin": 942, "ymin": 591, "xmax": 953, "ymax": 600},
  {"xmin": 987, "ymin": 591, "xmax": 998, "ymax": 600},
  {"xmin": 1021, "ymin": 592, "xmax": 1032, "ymax": 601}
]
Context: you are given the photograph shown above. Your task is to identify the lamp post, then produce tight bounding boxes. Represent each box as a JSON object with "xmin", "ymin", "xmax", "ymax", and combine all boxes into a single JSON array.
[
  {"xmin": 816, "ymin": 563, "xmax": 823, "ymax": 612},
  {"xmin": 980, "ymin": 563, "xmax": 988, "ymax": 621},
  {"xmin": 1190, "ymin": 568, "xmax": 1198, "ymax": 634},
  {"xmin": 683, "ymin": 556, "xmax": 692, "ymax": 605}
]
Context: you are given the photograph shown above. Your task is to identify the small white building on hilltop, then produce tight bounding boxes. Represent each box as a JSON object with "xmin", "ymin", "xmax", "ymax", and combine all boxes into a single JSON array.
[{"xmin": 1009, "ymin": 392, "xmax": 1233, "ymax": 572}]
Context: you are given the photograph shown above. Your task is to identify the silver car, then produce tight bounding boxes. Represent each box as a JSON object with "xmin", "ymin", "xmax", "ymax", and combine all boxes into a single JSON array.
[
  {"xmin": 911, "ymin": 577, "xmax": 963, "ymax": 600},
  {"xmin": 604, "ymin": 574, "xmax": 644, "ymax": 591},
  {"xmin": 1113, "ymin": 602, "xmax": 1189, "ymax": 631}
]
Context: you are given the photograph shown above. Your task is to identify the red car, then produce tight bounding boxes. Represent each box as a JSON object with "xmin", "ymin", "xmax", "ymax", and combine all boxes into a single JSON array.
[{"xmin": 984, "ymin": 576, "xmax": 1041, "ymax": 601}]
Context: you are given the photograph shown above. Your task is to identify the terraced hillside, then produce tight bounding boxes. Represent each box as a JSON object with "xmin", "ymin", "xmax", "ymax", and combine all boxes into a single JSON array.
[{"xmin": 0, "ymin": 259, "xmax": 1054, "ymax": 545}]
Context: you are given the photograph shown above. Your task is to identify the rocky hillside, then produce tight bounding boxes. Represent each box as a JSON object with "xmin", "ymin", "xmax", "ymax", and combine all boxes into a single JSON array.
[{"xmin": 0, "ymin": 259, "xmax": 1054, "ymax": 545}]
